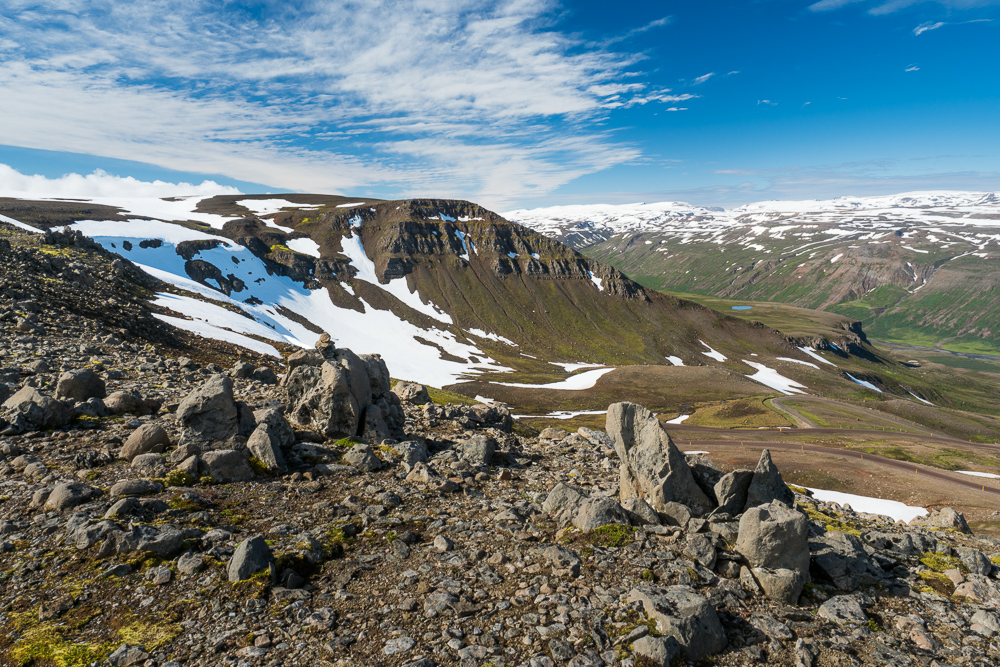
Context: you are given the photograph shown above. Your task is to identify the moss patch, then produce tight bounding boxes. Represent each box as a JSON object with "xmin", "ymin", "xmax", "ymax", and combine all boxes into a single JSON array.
[{"xmin": 590, "ymin": 524, "xmax": 635, "ymax": 548}]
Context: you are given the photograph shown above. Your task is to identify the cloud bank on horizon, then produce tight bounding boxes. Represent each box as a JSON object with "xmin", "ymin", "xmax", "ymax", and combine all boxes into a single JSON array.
[{"xmin": 0, "ymin": 0, "xmax": 997, "ymax": 209}]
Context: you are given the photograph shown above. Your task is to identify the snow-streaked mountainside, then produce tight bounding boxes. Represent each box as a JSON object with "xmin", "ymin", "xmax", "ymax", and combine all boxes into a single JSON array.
[
  {"xmin": 504, "ymin": 191, "xmax": 1000, "ymax": 248},
  {"xmin": 2, "ymin": 190, "xmax": 941, "ymax": 408},
  {"xmin": 506, "ymin": 191, "xmax": 1000, "ymax": 355}
]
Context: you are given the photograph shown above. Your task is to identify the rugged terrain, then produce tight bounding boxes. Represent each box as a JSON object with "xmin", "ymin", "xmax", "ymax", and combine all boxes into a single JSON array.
[{"xmin": 505, "ymin": 192, "xmax": 1000, "ymax": 357}]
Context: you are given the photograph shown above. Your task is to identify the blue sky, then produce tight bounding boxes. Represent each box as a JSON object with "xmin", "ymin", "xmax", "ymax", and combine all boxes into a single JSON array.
[{"xmin": 0, "ymin": 0, "xmax": 997, "ymax": 209}]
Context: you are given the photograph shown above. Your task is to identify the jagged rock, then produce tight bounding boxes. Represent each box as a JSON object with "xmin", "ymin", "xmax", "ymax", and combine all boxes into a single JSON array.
[
  {"xmin": 627, "ymin": 585, "xmax": 727, "ymax": 660},
  {"xmin": 178, "ymin": 552, "xmax": 205, "ymax": 575},
  {"xmin": 809, "ymin": 529, "xmax": 881, "ymax": 591},
  {"xmin": 230, "ymin": 360, "xmax": 255, "ymax": 378},
  {"xmin": 1, "ymin": 386, "xmax": 73, "ymax": 432},
  {"xmin": 684, "ymin": 533, "xmax": 717, "ymax": 569},
  {"xmin": 252, "ymin": 407, "xmax": 295, "ymax": 449},
  {"xmin": 817, "ymin": 594, "xmax": 868, "ymax": 625},
  {"xmin": 606, "ymin": 402, "xmax": 712, "ymax": 516},
  {"xmin": 632, "ymin": 635, "xmax": 682, "ymax": 667},
  {"xmin": 228, "ymin": 535, "xmax": 274, "ymax": 582},
  {"xmin": 119, "ymin": 423, "xmax": 171, "ymax": 462},
  {"xmin": 713, "ymin": 470, "xmax": 753, "ymax": 515},
  {"xmin": 359, "ymin": 353, "xmax": 392, "ymax": 397},
  {"xmin": 957, "ymin": 546, "xmax": 992, "ymax": 576},
  {"xmin": 44, "ymin": 482, "xmax": 101, "ymax": 511},
  {"xmin": 247, "ymin": 423, "xmax": 288, "ymax": 473},
  {"xmin": 660, "ymin": 501, "xmax": 692, "ymax": 528},
  {"xmin": 539, "ymin": 427, "xmax": 569, "ymax": 441},
  {"xmin": 457, "ymin": 434, "xmax": 496, "ymax": 465},
  {"xmin": 736, "ymin": 501, "xmax": 809, "ymax": 602},
  {"xmin": 283, "ymin": 362, "xmax": 362, "ymax": 438},
  {"xmin": 392, "ymin": 440, "xmax": 429, "ymax": 470},
  {"xmin": 622, "ymin": 497, "xmax": 661, "ymax": 525},
  {"xmin": 108, "ymin": 644, "xmax": 149, "ymax": 666},
  {"xmin": 954, "ymin": 574, "xmax": 1000, "ymax": 602},
  {"xmin": 575, "ymin": 496, "xmax": 631, "ymax": 531},
  {"xmin": 392, "ymin": 381, "xmax": 431, "ymax": 405},
  {"xmin": 750, "ymin": 568, "xmax": 805, "ymax": 605},
  {"xmin": 55, "ymin": 368, "xmax": 106, "ymax": 401},
  {"xmin": 360, "ymin": 403, "xmax": 391, "ymax": 444},
  {"xmin": 909, "ymin": 507, "xmax": 973, "ymax": 535},
  {"xmin": 176, "ymin": 374, "xmax": 240, "ymax": 447},
  {"xmin": 577, "ymin": 426, "xmax": 614, "ymax": 449},
  {"xmin": 202, "ymin": 449, "xmax": 254, "ymax": 482},
  {"xmin": 287, "ymin": 348, "xmax": 324, "ymax": 370},
  {"xmin": 343, "ymin": 443, "xmax": 382, "ymax": 472},
  {"xmin": 743, "ymin": 449, "xmax": 794, "ymax": 511}
]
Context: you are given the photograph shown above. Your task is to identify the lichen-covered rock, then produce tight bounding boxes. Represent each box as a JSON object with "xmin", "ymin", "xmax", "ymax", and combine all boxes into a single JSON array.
[
  {"xmin": 55, "ymin": 368, "xmax": 106, "ymax": 401},
  {"xmin": 736, "ymin": 501, "xmax": 810, "ymax": 602}
]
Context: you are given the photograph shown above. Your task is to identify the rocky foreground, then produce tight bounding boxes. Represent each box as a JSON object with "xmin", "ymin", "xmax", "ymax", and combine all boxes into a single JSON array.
[{"xmin": 3, "ymin": 235, "xmax": 1000, "ymax": 667}]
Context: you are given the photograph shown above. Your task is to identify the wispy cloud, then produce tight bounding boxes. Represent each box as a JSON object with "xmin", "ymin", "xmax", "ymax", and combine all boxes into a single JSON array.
[
  {"xmin": 0, "ymin": 0, "xmax": 689, "ymax": 208},
  {"xmin": 757, "ymin": 99, "xmax": 777, "ymax": 106},
  {"xmin": 810, "ymin": 0, "xmax": 1000, "ymax": 13},
  {"xmin": 0, "ymin": 164, "xmax": 239, "ymax": 199},
  {"xmin": 915, "ymin": 18, "xmax": 992, "ymax": 34},
  {"xmin": 693, "ymin": 72, "xmax": 715, "ymax": 85},
  {"xmin": 914, "ymin": 21, "xmax": 946, "ymax": 34},
  {"xmin": 905, "ymin": 64, "xmax": 921, "ymax": 71}
]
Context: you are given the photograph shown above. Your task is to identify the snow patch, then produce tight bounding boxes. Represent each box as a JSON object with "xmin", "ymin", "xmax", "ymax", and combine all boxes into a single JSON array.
[
  {"xmin": 956, "ymin": 471, "xmax": 1000, "ymax": 479},
  {"xmin": 665, "ymin": 415, "xmax": 690, "ymax": 424},
  {"xmin": 744, "ymin": 361, "xmax": 807, "ymax": 395},
  {"xmin": 805, "ymin": 487, "xmax": 927, "ymax": 523},
  {"xmin": 845, "ymin": 373, "xmax": 882, "ymax": 392},
  {"xmin": 588, "ymin": 271, "xmax": 604, "ymax": 291},
  {"xmin": 798, "ymin": 346, "xmax": 837, "ymax": 366},
  {"xmin": 665, "ymin": 356, "xmax": 685, "ymax": 366},
  {"xmin": 238, "ymin": 199, "xmax": 318, "ymax": 217},
  {"xmin": 906, "ymin": 389, "xmax": 934, "ymax": 405},
  {"xmin": 777, "ymin": 357, "xmax": 819, "ymax": 369},
  {"xmin": 0, "ymin": 213, "xmax": 40, "ymax": 233},
  {"xmin": 467, "ymin": 328, "xmax": 516, "ymax": 346},
  {"xmin": 285, "ymin": 238, "xmax": 321, "ymax": 258},
  {"xmin": 495, "ymin": 367, "xmax": 614, "ymax": 391},
  {"xmin": 699, "ymin": 341, "xmax": 726, "ymax": 362}
]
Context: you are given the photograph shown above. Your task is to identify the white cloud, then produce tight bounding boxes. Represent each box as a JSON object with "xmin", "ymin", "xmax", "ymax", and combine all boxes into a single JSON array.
[
  {"xmin": 757, "ymin": 99, "xmax": 777, "ymax": 106},
  {"xmin": 905, "ymin": 64, "xmax": 920, "ymax": 71},
  {"xmin": 0, "ymin": 0, "xmax": 689, "ymax": 208},
  {"xmin": 0, "ymin": 164, "xmax": 240, "ymax": 199},
  {"xmin": 693, "ymin": 72, "xmax": 715, "ymax": 85},
  {"xmin": 812, "ymin": 0, "xmax": 1000, "ymax": 13},
  {"xmin": 914, "ymin": 21, "xmax": 946, "ymax": 35}
]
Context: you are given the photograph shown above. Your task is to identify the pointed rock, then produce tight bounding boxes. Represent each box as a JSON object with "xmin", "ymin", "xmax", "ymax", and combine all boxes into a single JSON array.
[
  {"xmin": 743, "ymin": 449, "xmax": 794, "ymax": 511},
  {"xmin": 606, "ymin": 402, "xmax": 712, "ymax": 516}
]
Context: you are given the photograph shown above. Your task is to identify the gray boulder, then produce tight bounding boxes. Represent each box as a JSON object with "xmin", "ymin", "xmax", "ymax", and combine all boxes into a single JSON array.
[
  {"xmin": 743, "ymin": 449, "xmax": 794, "ymax": 511},
  {"xmin": 360, "ymin": 403, "xmax": 391, "ymax": 444},
  {"xmin": 1, "ymin": 386, "xmax": 73, "ymax": 432},
  {"xmin": 543, "ymin": 483, "xmax": 590, "ymax": 528},
  {"xmin": 575, "ymin": 496, "xmax": 631, "ymax": 531},
  {"xmin": 810, "ymin": 529, "xmax": 881, "ymax": 591},
  {"xmin": 577, "ymin": 426, "xmax": 614, "ymax": 450},
  {"xmin": 542, "ymin": 482, "xmax": 629, "ymax": 531},
  {"xmin": 359, "ymin": 353, "xmax": 392, "ymax": 398},
  {"xmin": 623, "ymin": 497, "xmax": 661, "ymax": 525},
  {"xmin": 392, "ymin": 381, "xmax": 431, "ymax": 405},
  {"xmin": 119, "ymin": 423, "xmax": 171, "ymax": 462},
  {"xmin": 202, "ymin": 449, "xmax": 254, "ymax": 482},
  {"xmin": 228, "ymin": 535, "xmax": 273, "ymax": 582},
  {"xmin": 818, "ymin": 594, "xmax": 868, "ymax": 625},
  {"xmin": 252, "ymin": 407, "xmax": 295, "ymax": 449},
  {"xmin": 176, "ymin": 375, "xmax": 240, "ymax": 447},
  {"xmin": 909, "ymin": 507, "xmax": 973, "ymax": 535},
  {"xmin": 247, "ymin": 423, "xmax": 288, "ymax": 473},
  {"xmin": 55, "ymin": 368, "xmax": 106, "ymax": 402},
  {"xmin": 392, "ymin": 440, "xmax": 429, "ymax": 470},
  {"xmin": 457, "ymin": 435, "xmax": 496, "ymax": 465},
  {"xmin": 110, "ymin": 479, "xmax": 163, "ymax": 497},
  {"xmin": 736, "ymin": 501, "xmax": 809, "ymax": 602},
  {"xmin": 713, "ymin": 470, "xmax": 753, "ymax": 515},
  {"xmin": 606, "ymin": 402, "xmax": 712, "ymax": 516},
  {"xmin": 104, "ymin": 390, "xmax": 161, "ymax": 416},
  {"xmin": 627, "ymin": 585, "xmax": 727, "ymax": 660},
  {"xmin": 632, "ymin": 635, "xmax": 682, "ymax": 667},
  {"xmin": 343, "ymin": 443, "xmax": 382, "ymax": 472},
  {"xmin": 750, "ymin": 568, "xmax": 805, "ymax": 605},
  {"xmin": 283, "ymin": 362, "xmax": 362, "ymax": 438},
  {"xmin": 958, "ymin": 547, "xmax": 992, "ymax": 576},
  {"xmin": 44, "ymin": 482, "xmax": 101, "ymax": 511}
]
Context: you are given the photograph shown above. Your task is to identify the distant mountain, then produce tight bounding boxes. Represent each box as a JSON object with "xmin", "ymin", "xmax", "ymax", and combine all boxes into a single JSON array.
[{"xmin": 506, "ymin": 191, "xmax": 1000, "ymax": 355}]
